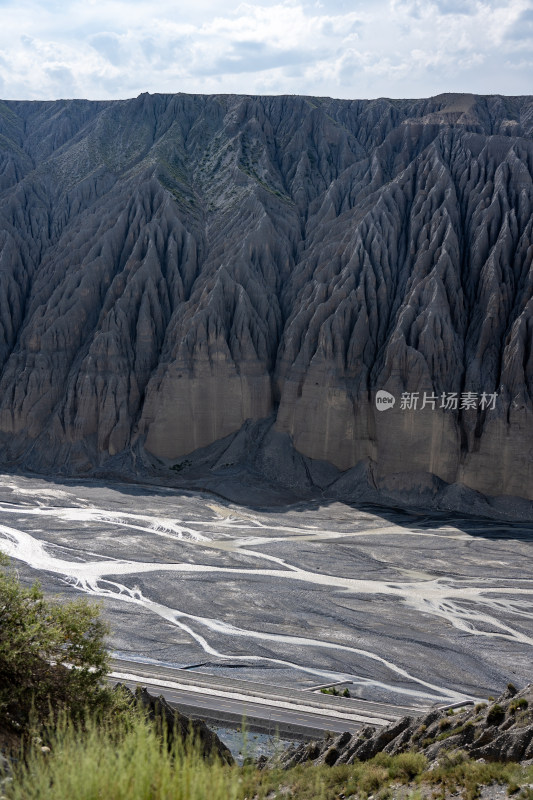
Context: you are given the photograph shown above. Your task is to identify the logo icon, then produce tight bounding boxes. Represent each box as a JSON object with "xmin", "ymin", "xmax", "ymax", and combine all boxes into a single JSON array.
[{"xmin": 375, "ymin": 390, "xmax": 396, "ymax": 411}]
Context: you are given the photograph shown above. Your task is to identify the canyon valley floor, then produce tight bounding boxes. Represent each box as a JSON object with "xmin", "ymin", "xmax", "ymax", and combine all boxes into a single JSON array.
[{"xmin": 0, "ymin": 473, "xmax": 531, "ymax": 708}]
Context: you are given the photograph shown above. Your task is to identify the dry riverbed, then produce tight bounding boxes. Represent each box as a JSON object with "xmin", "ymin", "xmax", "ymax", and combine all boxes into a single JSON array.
[{"xmin": 0, "ymin": 473, "xmax": 531, "ymax": 708}]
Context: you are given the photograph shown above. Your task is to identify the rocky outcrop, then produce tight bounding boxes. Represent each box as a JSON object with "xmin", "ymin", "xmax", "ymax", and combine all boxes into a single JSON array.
[
  {"xmin": 0, "ymin": 683, "xmax": 234, "ymax": 774},
  {"xmin": 0, "ymin": 93, "xmax": 532, "ymax": 505},
  {"xmin": 271, "ymin": 682, "xmax": 533, "ymax": 768},
  {"xmin": 118, "ymin": 685, "xmax": 234, "ymax": 765}
]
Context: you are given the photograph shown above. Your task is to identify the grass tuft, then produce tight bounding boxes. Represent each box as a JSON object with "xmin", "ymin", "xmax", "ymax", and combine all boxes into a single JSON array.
[{"xmin": 5, "ymin": 711, "xmax": 239, "ymax": 800}]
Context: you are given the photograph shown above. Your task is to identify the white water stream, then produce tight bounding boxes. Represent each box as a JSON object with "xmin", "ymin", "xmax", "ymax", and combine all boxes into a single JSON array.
[{"xmin": 1, "ymin": 485, "xmax": 532, "ymax": 705}]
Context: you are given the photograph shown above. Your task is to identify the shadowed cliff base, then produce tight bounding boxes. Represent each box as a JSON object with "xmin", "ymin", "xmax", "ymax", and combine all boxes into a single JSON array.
[
  {"xmin": 142, "ymin": 416, "xmax": 533, "ymax": 522},
  {"xmin": 4, "ymin": 416, "xmax": 532, "ymax": 523},
  {"xmin": 0, "ymin": 92, "xmax": 532, "ymax": 509}
]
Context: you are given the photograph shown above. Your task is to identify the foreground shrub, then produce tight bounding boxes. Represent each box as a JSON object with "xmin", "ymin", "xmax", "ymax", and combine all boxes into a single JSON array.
[
  {"xmin": 486, "ymin": 704, "xmax": 505, "ymax": 726},
  {"xmin": 0, "ymin": 552, "xmax": 110, "ymax": 732},
  {"xmin": 424, "ymin": 752, "xmax": 532, "ymax": 800},
  {"xmin": 5, "ymin": 711, "xmax": 239, "ymax": 800}
]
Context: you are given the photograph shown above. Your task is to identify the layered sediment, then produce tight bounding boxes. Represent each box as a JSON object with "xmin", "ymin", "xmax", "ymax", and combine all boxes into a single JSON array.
[{"xmin": 0, "ymin": 93, "xmax": 532, "ymax": 502}]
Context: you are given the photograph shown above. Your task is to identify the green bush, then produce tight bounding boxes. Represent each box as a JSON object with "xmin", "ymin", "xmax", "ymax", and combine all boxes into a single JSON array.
[
  {"xmin": 424, "ymin": 755, "xmax": 531, "ymax": 800},
  {"xmin": 509, "ymin": 698, "xmax": 528, "ymax": 714},
  {"xmin": 486, "ymin": 704, "xmax": 505, "ymax": 726},
  {"xmin": 387, "ymin": 751, "xmax": 427, "ymax": 781},
  {"xmin": 358, "ymin": 764, "xmax": 390, "ymax": 793},
  {"xmin": 0, "ymin": 552, "xmax": 110, "ymax": 729}
]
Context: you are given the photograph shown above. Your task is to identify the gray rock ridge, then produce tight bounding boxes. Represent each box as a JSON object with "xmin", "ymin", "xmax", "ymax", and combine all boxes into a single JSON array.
[
  {"xmin": 0, "ymin": 92, "xmax": 532, "ymax": 504},
  {"xmin": 269, "ymin": 682, "xmax": 533, "ymax": 768},
  {"xmin": 118, "ymin": 684, "xmax": 234, "ymax": 765}
]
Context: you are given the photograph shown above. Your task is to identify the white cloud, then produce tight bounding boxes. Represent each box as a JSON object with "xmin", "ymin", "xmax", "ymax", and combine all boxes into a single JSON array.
[{"xmin": 0, "ymin": 0, "xmax": 530, "ymax": 99}]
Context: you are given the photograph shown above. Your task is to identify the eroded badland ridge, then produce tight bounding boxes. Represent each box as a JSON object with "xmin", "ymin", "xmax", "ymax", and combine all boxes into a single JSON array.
[{"xmin": 0, "ymin": 93, "xmax": 532, "ymax": 512}]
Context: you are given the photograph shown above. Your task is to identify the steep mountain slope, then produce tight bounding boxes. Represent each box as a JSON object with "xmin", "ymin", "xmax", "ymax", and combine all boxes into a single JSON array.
[{"xmin": 0, "ymin": 92, "xmax": 532, "ymax": 504}]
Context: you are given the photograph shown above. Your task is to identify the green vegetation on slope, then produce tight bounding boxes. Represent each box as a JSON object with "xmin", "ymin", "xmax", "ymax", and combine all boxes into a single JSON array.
[
  {"xmin": 0, "ymin": 552, "xmax": 111, "ymax": 739},
  {"xmin": 4, "ymin": 722, "xmax": 533, "ymax": 800}
]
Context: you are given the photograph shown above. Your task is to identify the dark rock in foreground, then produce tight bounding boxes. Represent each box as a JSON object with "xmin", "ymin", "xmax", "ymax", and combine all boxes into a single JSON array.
[
  {"xmin": 271, "ymin": 683, "xmax": 533, "ymax": 768},
  {"xmin": 118, "ymin": 684, "xmax": 234, "ymax": 765}
]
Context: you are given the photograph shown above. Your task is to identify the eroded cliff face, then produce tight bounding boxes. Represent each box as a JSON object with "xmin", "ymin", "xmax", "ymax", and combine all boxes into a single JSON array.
[{"xmin": 0, "ymin": 92, "xmax": 532, "ymax": 501}]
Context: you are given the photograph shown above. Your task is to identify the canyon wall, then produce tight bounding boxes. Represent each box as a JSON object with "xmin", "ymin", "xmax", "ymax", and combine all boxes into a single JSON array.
[{"xmin": 0, "ymin": 92, "xmax": 532, "ymax": 500}]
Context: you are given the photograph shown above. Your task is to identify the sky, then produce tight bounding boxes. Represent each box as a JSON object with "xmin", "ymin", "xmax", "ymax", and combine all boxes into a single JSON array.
[{"xmin": 0, "ymin": 0, "xmax": 531, "ymax": 101}]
